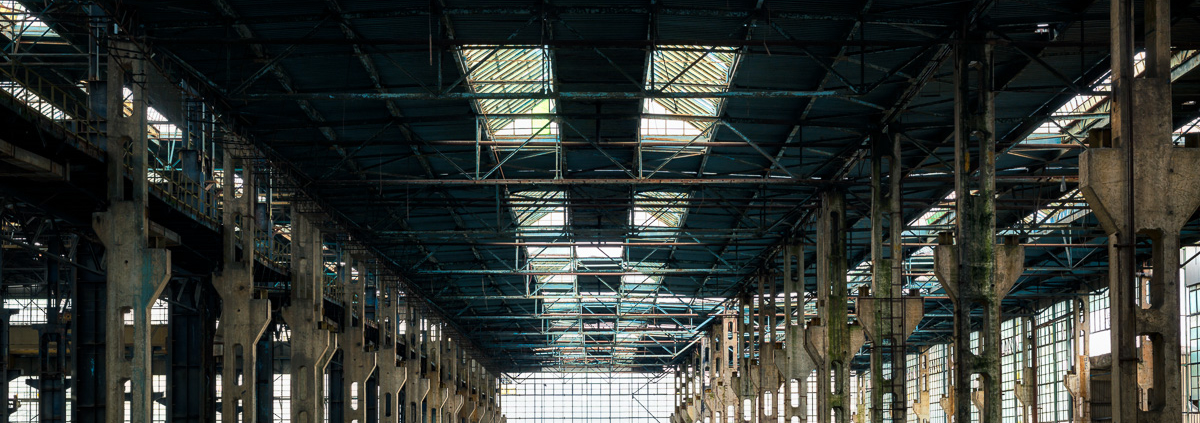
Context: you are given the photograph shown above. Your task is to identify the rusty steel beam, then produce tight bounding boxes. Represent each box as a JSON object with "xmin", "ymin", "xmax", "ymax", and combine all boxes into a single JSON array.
[
  {"xmin": 318, "ymin": 178, "xmax": 819, "ymax": 186},
  {"xmin": 243, "ymin": 89, "xmax": 844, "ymax": 102}
]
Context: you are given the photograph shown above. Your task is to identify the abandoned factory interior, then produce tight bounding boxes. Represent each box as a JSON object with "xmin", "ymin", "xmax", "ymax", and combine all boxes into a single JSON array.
[{"xmin": 7, "ymin": 0, "xmax": 1200, "ymax": 422}]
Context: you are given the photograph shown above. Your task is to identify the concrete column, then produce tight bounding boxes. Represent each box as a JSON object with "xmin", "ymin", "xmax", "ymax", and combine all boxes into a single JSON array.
[
  {"xmin": 342, "ymin": 257, "xmax": 377, "ymax": 423},
  {"xmin": 733, "ymin": 291, "xmax": 758, "ymax": 422},
  {"xmin": 424, "ymin": 323, "xmax": 447, "ymax": 423},
  {"xmin": 932, "ymin": 28, "xmax": 1023, "ymax": 423},
  {"xmin": 215, "ymin": 151, "xmax": 273, "ymax": 423},
  {"xmin": 755, "ymin": 272, "xmax": 782, "ymax": 423},
  {"xmin": 280, "ymin": 212, "xmax": 334, "ymax": 423},
  {"xmin": 94, "ymin": 40, "xmax": 172, "ymax": 423},
  {"xmin": 858, "ymin": 132, "xmax": 923, "ymax": 423},
  {"xmin": 1064, "ymin": 297, "xmax": 1089, "ymax": 423},
  {"xmin": 1016, "ymin": 318, "xmax": 1035, "ymax": 423},
  {"xmin": 773, "ymin": 242, "xmax": 817, "ymax": 421},
  {"xmin": 474, "ymin": 375, "xmax": 488, "ymax": 423},
  {"xmin": 709, "ymin": 313, "xmax": 740, "ymax": 421},
  {"xmin": 673, "ymin": 352, "xmax": 707, "ymax": 423},
  {"xmin": 459, "ymin": 360, "xmax": 482, "ymax": 423},
  {"xmin": 912, "ymin": 352, "xmax": 931, "ymax": 423},
  {"xmin": 378, "ymin": 287, "xmax": 408, "ymax": 423},
  {"xmin": 807, "ymin": 192, "xmax": 866, "ymax": 423},
  {"xmin": 477, "ymin": 375, "xmax": 500, "ymax": 423},
  {"xmin": 404, "ymin": 307, "xmax": 430, "ymax": 422},
  {"xmin": 685, "ymin": 344, "xmax": 704, "ymax": 422},
  {"xmin": 2, "ymin": 309, "xmax": 15, "ymax": 422},
  {"xmin": 671, "ymin": 363, "xmax": 685, "ymax": 423},
  {"xmin": 1079, "ymin": 2, "xmax": 1200, "ymax": 421},
  {"xmin": 444, "ymin": 343, "xmax": 466, "ymax": 422}
]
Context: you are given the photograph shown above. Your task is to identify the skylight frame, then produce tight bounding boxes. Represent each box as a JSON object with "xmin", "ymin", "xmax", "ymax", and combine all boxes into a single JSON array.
[
  {"xmin": 637, "ymin": 45, "xmax": 739, "ymax": 158},
  {"xmin": 458, "ymin": 46, "xmax": 560, "ymax": 149}
]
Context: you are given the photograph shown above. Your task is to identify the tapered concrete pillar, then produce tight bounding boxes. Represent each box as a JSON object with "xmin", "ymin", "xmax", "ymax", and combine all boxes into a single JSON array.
[
  {"xmin": 1016, "ymin": 318, "xmax": 1035, "ymax": 423},
  {"xmin": 94, "ymin": 40, "xmax": 172, "ymax": 423},
  {"xmin": 443, "ymin": 343, "xmax": 466, "ymax": 422},
  {"xmin": 476, "ymin": 375, "xmax": 500, "ymax": 423},
  {"xmin": 470, "ymin": 362, "xmax": 494, "ymax": 423},
  {"xmin": 342, "ymin": 257, "xmax": 377, "ymax": 423},
  {"xmin": 912, "ymin": 353, "xmax": 932, "ymax": 423},
  {"xmin": 683, "ymin": 342, "xmax": 705, "ymax": 422},
  {"xmin": 709, "ymin": 312, "xmax": 742, "ymax": 421},
  {"xmin": 378, "ymin": 286, "xmax": 408, "ymax": 423},
  {"xmin": 858, "ymin": 132, "xmax": 923, "ymax": 423},
  {"xmin": 403, "ymin": 306, "xmax": 430, "ymax": 422},
  {"xmin": 751, "ymin": 272, "xmax": 782, "ymax": 423},
  {"xmin": 215, "ymin": 151, "xmax": 273, "ymax": 423},
  {"xmin": 1064, "ymin": 297, "xmax": 1089, "ymax": 423},
  {"xmin": 1079, "ymin": 1, "xmax": 1200, "ymax": 421},
  {"xmin": 671, "ymin": 340, "xmax": 708, "ymax": 423},
  {"xmin": 280, "ymin": 212, "xmax": 335, "ymax": 423},
  {"xmin": 774, "ymin": 242, "xmax": 818, "ymax": 421},
  {"xmin": 459, "ymin": 360, "xmax": 482, "ymax": 423},
  {"xmin": 932, "ymin": 27, "xmax": 1023, "ymax": 423},
  {"xmin": 671, "ymin": 363, "xmax": 686, "ymax": 423},
  {"xmin": 808, "ymin": 191, "xmax": 866, "ymax": 423},
  {"xmin": 424, "ymin": 323, "xmax": 447, "ymax": 423},
  {"xmin": 733, "ymin": 290, "xmax": 761, "ymax": 422}
]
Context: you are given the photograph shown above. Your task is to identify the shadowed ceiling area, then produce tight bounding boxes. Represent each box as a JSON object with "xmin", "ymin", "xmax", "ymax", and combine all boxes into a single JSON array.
[{"xmin": 21, "ymin": 0, "xmax": 1200, "ymax": 372}]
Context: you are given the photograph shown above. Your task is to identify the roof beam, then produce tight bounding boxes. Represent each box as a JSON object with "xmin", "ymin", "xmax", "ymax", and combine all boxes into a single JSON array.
[{"xmin": 241, "ymin": 89, "xmax": 843, "ymax": 101}]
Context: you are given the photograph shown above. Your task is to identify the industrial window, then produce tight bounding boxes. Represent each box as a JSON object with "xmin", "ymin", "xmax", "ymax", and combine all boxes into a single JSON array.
[
  {"xmin": 7, "ymin": 376, "xmax": 37, "ymax": 422},
  {"xmin": 1000, "ymin": 317, "xmax": 1024, "ymax": 423},
  {"xmin": 122, "ymin": 299, "xmax": 171, "ymax": 325},
  {"xmin": 905, "ymin": 353, "xmax": 919, "ymax": 423},
  {"xmin": 1184, "ymin": 283, "xmax": 1200, "ymax": 417},
  {"xmin": 500, "ymin": 372, "xmax": 672, "ymax": 422},
  {"xmin": 3, "ymin": 298, "xmax": 48, "ymax": 325},
  {"xmin": 1035, "ymin": 301, "xmax": 1071, "ymax": 423},
  {"xmin": 1089, "ymin": 288, "xmax": 1112, "ymax": 357},
  {"xmin": 929, "ymin": 343, "xmax": 949, "ymax": 423}
]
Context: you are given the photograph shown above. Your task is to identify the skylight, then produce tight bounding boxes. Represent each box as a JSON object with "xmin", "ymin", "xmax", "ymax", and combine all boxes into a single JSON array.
[
  {"xmin": 459, "ymin": 47, "xmax": 559, "ymax": 144},
  {"xmin": 631, "ymin": 191, "xmax": 690, "ymax": 233},
  {"xmin": 1026, "ymin": 50, "xmax": 1199, "ymax": 142},
  {"xmin": 0, "ymin": 1, "xmax": 61, "ymax": 40},
  {"xmin": 638, "ymin": 46, "xmax": 737, "ymax": 159},
  {"xmin": 511, "ymin": 191, "xmax": 566, "ymax": 228}
]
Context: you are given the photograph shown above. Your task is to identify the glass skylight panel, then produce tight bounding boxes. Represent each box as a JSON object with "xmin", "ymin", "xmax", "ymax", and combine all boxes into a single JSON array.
[
  {"xmin": 511, "ymin": 191, "xmax": 566, "ymax": 228},
  {"xmin": 631, "ymin": 192, "xmax": 689, "ymax": 232},
  {"xmin": 459, "ymin": 47, "xmax": 558, "ymax": 144},
  {"xmin": 0, "ymin": 1, "xmax": 61, "ymax": 40},
  {"xmin": 639, "ymin": 46, "xmax": 737, "ymax": 152},
  {"xmin": 1027, "ymin": 50, "xmax": 1198, "ymax": 141},
  {"xmin": 575, "ymin": 242, "xmax": 623, "ymax": 259}
]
